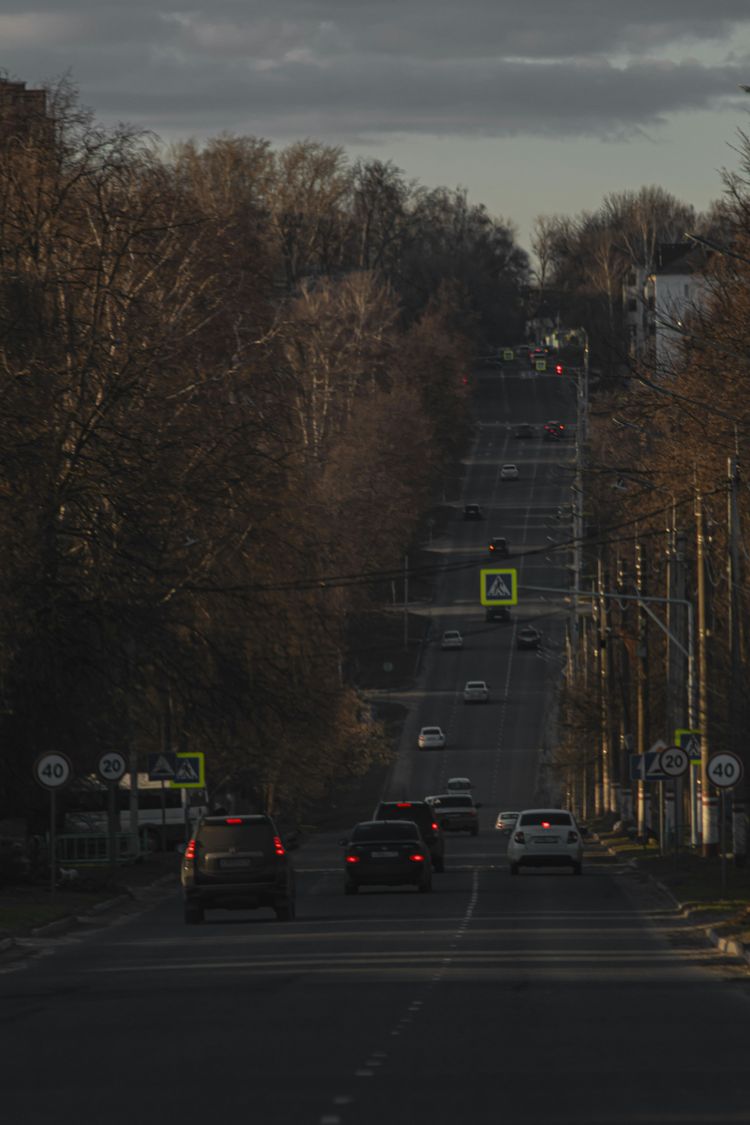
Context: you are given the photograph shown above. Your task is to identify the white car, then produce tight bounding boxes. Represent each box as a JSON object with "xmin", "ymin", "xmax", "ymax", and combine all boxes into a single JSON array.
[
  {"xmin": 495, "ymin": 810, "xmax": 519, "ymax": 834},
  {"xmin": 417, "ymin": 726, "xmax": 446, "ymax": 750},
  {"xmin": 463, "ymin": 680, "xmax": 489, "ymax": 703},
  {"xmin": 500, "ymin": 463, "xmax": 519, "ymax": 480},
  {"xmin": 446, "ymin": 777, "xmax": 473, "ymax": 794},
  {"xmin": 440, "ymin": 630, "xmax": 463, "ymax": 650},
  {"xmin": 507, "ymin": 808, "xmax": 584, "ymax": 875}
]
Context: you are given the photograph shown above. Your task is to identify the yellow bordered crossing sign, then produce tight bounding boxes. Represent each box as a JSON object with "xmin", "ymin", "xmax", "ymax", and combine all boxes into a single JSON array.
[
  {"xmin": 480, "ymin": 568, "xmax": 518, "ymax": 606},
  {"xmin": 168, "ymin": 751, "xmax": 205, "ymax": 789}
]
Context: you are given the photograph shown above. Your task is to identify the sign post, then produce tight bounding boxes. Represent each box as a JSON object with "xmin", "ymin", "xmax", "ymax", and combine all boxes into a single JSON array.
[
  {"xmin": 97, "ymin": 751, "xmax": 127, "ymax": 876},
  {"xmin": 34, "ymin": 753, "xmax": 73, "ymax": 898},
  {"xmin": 659, "ymin": 746, "xmax": 690, "ymax": 857},
  {"xmin": 707, "ymin": 752, "xmax": 744, "ymax": 896}
]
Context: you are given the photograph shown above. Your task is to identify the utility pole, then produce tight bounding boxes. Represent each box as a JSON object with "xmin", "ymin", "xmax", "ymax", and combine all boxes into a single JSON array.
[
  {"xmin": 403, "ymin": 553, "xmax": 409, "ymax": 652},
  {"xmin": 616, "ymin": 556, "xmax": 634, "ymax": 823},
  {"xmin": 597, "ymin": 555, "xmax": 612, "ymax": 814},
  {"xmin": 696, "ymin": 489, "xmax": 718, "ymax": 857},
  {"xmin": 727, "ymin": 457, "xmax": 747, "ymax": 865},
  {"xmin": 668, "ymin": 524, "xmax": 689, "ymax": 847},
  {"xmin": 635, "ymin": 538, "xmax": 650, "ymax": 841}
]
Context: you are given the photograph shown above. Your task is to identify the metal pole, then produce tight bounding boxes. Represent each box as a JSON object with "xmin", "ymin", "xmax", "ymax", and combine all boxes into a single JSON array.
[
  {"xmin": 108, "ymin": 782, "xmax": 118, "ymax": 881},
  {"xmin": 403, "ymin": 553, "xmax": 409, "ymax": 652},
  {"xmin": 697, "ymin": 489, "xmax": 718, "ymax": 856},
  {"xmin": 50, "ymin": 788, "xmax": 56, "ymax": 900},
  {"xmin": 727, "ymin": 457, "xmax": 747, "ymax": 865},
  {"xmin": 720, "ymin": 789, "xmax": 727, "ymax": 898}
]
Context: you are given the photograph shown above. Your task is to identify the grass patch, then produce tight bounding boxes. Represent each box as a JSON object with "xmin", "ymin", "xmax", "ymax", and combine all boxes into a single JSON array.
[
  {"xmin": 597, "ymin": 823, "xmax": 750, "ymax": 943},
  {"xmin": 0, "ymin": 892, "xmax": 115, "ymax": 935}
]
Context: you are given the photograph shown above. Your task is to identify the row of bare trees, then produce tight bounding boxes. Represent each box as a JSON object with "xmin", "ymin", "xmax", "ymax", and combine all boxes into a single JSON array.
[
  {"xmin": 0, "ymin": 80, "xmax": 529, "ymax": 824},
  {"xmin": 552, "ymin": 138, "xmax": 750, "ymax": 854}
]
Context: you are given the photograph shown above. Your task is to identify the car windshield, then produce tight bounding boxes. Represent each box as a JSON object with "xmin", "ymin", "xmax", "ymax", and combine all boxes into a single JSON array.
[
  {"xmin": 434, "ymin": 796, "xmax": 473, "ymax": 808},
  {"xmin": 500, "ymin": 812, "xmax": 518, "ymax": 819},
  {"xmin": 422, "ymin": 727, "xmax": 441, "ymax": 735},
  {"xmin": 466, "ymin": 682, "xmax": 485, "ymax": 689},
  {"xmin": 518, "ymin": 812, "xmax": 573, "ymax": 827},
  {"xmin": 352, "ymin": 822, "xmax": 419, "ymax": 841}
]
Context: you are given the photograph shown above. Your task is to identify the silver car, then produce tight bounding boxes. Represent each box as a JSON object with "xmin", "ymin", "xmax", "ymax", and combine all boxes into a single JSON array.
[
  {"xmin": 507, "ymin": 808, "xmax": 583, "ymax": 875},
  {"xmin": 440, "ymin": 630, "xmax": 463, "ymax": 651},
  {"xmin": 417, "ymin": 726, "xmax": 446, "ymax": 750},
  {"xmin": 495, "ymin": 810, "xmax": 519, "ymax": 834},
  {"xmin": 463, "ymin": 680, "xmax": 489, "ymax": 703}
]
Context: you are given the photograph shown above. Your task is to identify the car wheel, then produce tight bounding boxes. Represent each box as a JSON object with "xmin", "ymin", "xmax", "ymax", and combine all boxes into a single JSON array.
[
  {"xmin": 344, "ymin": 882, "xmax": 359, "ymax": 895},
  {"xmin": 572, "ymin": 862, "xmax": 582, "ymax": 876},
  {"xmin": 275, "ymin": 899, "xmax": 295, "ymax": 920},
  {"xmin": 510, "ymin": 862, "xmax": 520, "ymax": 876},
  {"xmin": 433, "ymin": 857, "xmax": 445, "ymax": 873},
  {"xmin": 184, "ymin": 903, "xmax": 204, "ymax": 924}
]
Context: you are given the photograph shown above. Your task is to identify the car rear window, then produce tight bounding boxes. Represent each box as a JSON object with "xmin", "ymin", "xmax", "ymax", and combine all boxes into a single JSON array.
[
  {"xmin": 197, "ymin": 822, "xmax": 274, "ymax": 850},
  {"xmin": 376, "ymin": 803, "xmax": 433, "ymax": 829},
  {"xmin": 422, "ymin": 727, "xmax": 441, "ymax": 734},
  {"xmin": 352, "ymin": 822, "xmax": 419, "ymax": 841},
  {"xmin": 518, "ymin": 812, "xmax": 573, "ymax": 827},
  {"xmin": 434, "ymin": 795, "xmax": 473, "ymax": 808}
]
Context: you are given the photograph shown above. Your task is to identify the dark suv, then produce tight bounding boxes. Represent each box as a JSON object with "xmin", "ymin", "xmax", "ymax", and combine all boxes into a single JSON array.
[
  {"xmin": 181, "ymin": 813, "xmax": 296, "ymax": 924},
  {"xmin": 373, "ymin": 800, "xmax": 445, "ymax": 872}
]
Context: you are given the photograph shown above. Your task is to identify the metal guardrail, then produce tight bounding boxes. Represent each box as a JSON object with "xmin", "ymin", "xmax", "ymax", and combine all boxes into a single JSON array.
[{"xmin": 54, "ymin": 831, "xmax": 142, "ymax": 865}]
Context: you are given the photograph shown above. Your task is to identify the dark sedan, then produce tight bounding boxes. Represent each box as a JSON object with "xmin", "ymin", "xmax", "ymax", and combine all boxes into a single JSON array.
[
  {"xmin": 516, "ymin": 625, "xmax": 542, "ymax": 650},
  {"xmin": 342, "ymin": 820, "xmax": 432, "ymax": 894}
]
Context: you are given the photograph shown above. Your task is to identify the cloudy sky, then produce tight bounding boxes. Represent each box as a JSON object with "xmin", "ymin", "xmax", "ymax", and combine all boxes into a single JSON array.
[{"xmin": 3, "ymin": 1, "xmax": 750, "ymax": 248}]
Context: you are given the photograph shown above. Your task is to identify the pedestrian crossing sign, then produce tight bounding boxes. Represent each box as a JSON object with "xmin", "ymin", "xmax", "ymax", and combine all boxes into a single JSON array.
[
  {"xmin": 168, "ymin": 751, "xmax": 205, "ymax": 789},
  {"xmin": 480, "ymin": 568, "xmax": 518, "ymax": 606}
]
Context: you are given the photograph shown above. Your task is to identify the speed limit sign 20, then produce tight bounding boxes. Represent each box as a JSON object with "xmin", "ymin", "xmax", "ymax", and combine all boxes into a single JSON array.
[
  {"xmin": 659, "ymin": 746, "xmax": 690, "ymax": 778},
  {"xmin": 34, "ymin": 752, "xmax": 73, "ymax": 790},
  {"xmin": 707, "ymin": 752, "xmax": 744, "ymax": 789},
  {"xmin": 97, "ymin": 751, "xmax": 127, "ymax": 784}
]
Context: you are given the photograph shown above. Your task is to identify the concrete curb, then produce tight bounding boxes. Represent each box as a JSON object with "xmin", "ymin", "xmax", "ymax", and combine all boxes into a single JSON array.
[
  {"xmin": 3, "ymin": 873, "xmax": 177, "ymax": 952},
  {"xmin": 603, "ymin": 839, "xmax": 750, "ymax": 967}
]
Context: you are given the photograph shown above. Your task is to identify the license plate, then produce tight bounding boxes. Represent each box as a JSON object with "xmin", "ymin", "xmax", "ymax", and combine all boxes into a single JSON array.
[
  {"xmin": 219, "ymin": 857, "xmax": 252, "ymax": 869},
  {"xmin": 533, "ymin": 836, "xmax": 559, "ymax": 845},
  {"xmin": 371, "ymin": 850, "xmax": 398, "ymax": 858}
]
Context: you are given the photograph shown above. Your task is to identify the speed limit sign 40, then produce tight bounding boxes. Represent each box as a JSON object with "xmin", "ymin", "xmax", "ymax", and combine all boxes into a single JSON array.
[
  {"xmin": 34, "ymin": 752, "xmax": 73, "ymax": 790},
  {"xmin": 707, "ymin": 752, "xmax": 744, "ymax": 789},
  {"xmin": 659, "ymin": 746, "xmax": 690, "ymax": 778}
]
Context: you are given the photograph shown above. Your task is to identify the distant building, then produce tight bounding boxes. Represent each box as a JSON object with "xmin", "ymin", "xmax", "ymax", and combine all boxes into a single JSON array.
[
  {"xmin": 621, "ymin": 242, "xmax": 711, "ymax": 371},
  {"xmin": 0, "ymin": 77, "xmax": 49, "ymax": 145}
]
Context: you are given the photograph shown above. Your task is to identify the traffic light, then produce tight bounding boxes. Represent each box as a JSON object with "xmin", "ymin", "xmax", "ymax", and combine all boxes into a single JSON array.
[{"xmin": 555, "ymin": 362, "xmax": 564, "ymax": 375}]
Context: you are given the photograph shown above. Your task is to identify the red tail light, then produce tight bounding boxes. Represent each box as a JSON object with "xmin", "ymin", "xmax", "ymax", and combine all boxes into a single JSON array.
[
  {"xmin": 225, "ymin": 817, "xmax": 243, "ymax": 824},
  {"xmin": 568, "ymin": 830, "xmax": 579, "ymax": 843},
  {"xmin": 409, "ymin": 853, "xmax": 426, "ymax": 862},
  {"xmin": 431, "ymin": 822, "xmax": 439, "ymax": 832},
  {"xmin": 185, "ymin": 838, "xmax": 196, "ymax": 860},
  {"xmin": 273, "ymin": 835, "xmax": 286, "ymax": 856},
  {"xmin": 396, "ymin": 802, "xmax": 412, "ymax": 808},
  {"xmin": 541, "ymin": 821, "xmax": 551, "ymax": 829},
  {"xmin": 514, "ymin": 831, "xmax": 525, "ymax": 844},
  {"xmin": 346, "ymin": 854, "xmax": 361, "ymax": 864},
  {"xmin": 555, "ymin": 363, "xmax": 563, "ymax": 375}
]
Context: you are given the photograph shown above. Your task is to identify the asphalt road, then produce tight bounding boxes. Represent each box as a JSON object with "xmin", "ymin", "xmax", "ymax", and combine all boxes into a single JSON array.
[{"xmin": 4, "ymin": 370, "xmax": 750, "ymax": 1125}]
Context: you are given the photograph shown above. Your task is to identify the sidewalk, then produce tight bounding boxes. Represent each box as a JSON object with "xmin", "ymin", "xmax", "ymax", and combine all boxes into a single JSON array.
[{"xmin": 0, "ymin": 851, "xmax": 180, "ymax": 949}]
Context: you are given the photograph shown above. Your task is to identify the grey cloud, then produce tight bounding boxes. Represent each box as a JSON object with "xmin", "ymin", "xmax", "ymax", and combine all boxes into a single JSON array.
[{"xmin": 2, "ymin": 1, "xmax": 749, "ymax": 142}]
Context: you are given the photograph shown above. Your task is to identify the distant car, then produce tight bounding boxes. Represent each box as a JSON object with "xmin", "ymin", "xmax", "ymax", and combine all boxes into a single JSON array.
[
  {"xmin": 463, "ymin": 504, "xmax": 484, "ymax": 521},
  {"xmin": 500, "ymin": 464, "xmax": 519, "ymax": 481},
  {"xmin": 516, "ymin": 625, "xmax": 542, "ymax": 650},
  {"xmin": 488, "ymin": 537, "xmax": 509, "ymax": 558},
  {"xmin": 544, "ymin": 420, "xmax": 566, "ymax": 441},
  {"xmin": 417, "ymin": 726, "xmax": 446, "ymax": 750},
  {"xmin": 430, "ymin": 794, "xmax": 480, "ymax": 836},
  {"xmin": 446, "ymin": 777, "xmax": 473, "ymax": 794},
  {"xmin": 373, "ymin": 800, "xmax": 445, "ymax": 871},
  {"xmin": 341, "ymin": 820, "xmax": 432, "ymax": 894},
  {"xmin": 441, "ymin": 630, "xmax": 463, "ymax": 651},
  {"xmin": 507, "ymin": 808, "xmax": 584, "ymax": 875},
  {"xmin": 181, "ymin": 813, "xmax": 296, "ymax": 923},
  {"xmin": 485, "ymin": 606, "xmax": 511, "ymax": 623},
  {"xmin": 514, "ymin": 423, "xmax": 534, "ymax": 438},
  {"xmin": 495, "ymin": 810, "xmax": 519, "ymax": 834},
  {"xmin": 463, "ymin": 680, "xmax": 489, "ymax": 703}
]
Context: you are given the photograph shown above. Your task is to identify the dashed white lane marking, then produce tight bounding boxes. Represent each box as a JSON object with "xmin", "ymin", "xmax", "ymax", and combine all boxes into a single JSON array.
[{"xmin": 320, "ymin": 870, "xmax": 481, "ymax": 1123}]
